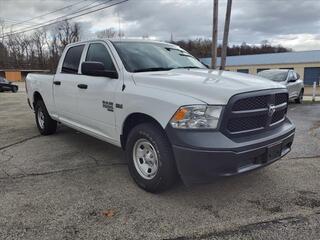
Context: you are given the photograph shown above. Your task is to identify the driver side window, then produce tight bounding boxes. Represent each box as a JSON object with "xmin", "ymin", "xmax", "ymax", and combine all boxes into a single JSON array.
[
  {"xmin": 288, "ymin": 71, "xmax": 294, "ymax": 81},
  {"xmin": 292, "ymin": 71, "xmax": 298, "ymax": 80},
  {"xmin": 86, "ymin": 43, "xmax": 116, "ymax": 71}
]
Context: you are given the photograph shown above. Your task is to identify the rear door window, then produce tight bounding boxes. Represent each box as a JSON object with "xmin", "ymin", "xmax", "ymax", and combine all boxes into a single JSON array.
[{"xmin": 62, "ymin": 45, "xmax": 85, "ymax": 74}]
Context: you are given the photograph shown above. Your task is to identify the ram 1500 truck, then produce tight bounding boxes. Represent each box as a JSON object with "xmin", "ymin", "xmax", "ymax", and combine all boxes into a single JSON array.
[{"xmin": 26, "ymin": 39, "xmax": 295, "ymax": 192}]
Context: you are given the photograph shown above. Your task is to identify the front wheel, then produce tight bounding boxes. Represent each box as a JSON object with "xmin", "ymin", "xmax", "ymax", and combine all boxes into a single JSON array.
[
  {"xmin": 35, "ymin": 100, "xmax": 57, "ymax": 135},
  {"xmin": 125, "ymin": 123, "xmax": 177, "ymax": 193},
  {"xmin": 295, "ymin": 89, "xmax": 303, "ymax": 104}
]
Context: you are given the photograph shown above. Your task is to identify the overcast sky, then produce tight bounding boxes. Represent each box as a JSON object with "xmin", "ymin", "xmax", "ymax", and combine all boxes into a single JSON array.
[{"xmin": 1, "ymin": 0, "xmax": 320, "ymax": 51}]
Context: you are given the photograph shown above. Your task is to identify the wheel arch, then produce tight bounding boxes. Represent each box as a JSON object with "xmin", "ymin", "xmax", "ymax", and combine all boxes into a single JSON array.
[
  {"xmin": 33, "ymin": 91, "xmax": 43, "ymax": 108},
  {"xmin": 120, "ymin": 112, "xmax": 167, "ymax": 150}
]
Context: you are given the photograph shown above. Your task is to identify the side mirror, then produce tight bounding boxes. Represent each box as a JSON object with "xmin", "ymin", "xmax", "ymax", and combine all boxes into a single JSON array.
[
  {"xmin": 81, "ymin": 61, "xmax": 118, "ymax": 79},
  {"xmin": 202, "ymin": 62, "xmax": 210, "ymax": 69},
  {"xmin": 288, "ymin": 78, "xmax": 296, "ymax": 83}
]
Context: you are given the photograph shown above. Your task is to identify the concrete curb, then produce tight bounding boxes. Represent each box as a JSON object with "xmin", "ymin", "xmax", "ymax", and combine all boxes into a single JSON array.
[{"xmin": 303, "ymin": 96, "xmax": 320, "ymax": 102}]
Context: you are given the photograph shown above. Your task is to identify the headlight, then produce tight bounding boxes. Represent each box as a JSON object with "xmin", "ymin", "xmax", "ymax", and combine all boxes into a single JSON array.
[{"xmin": 170, "ymin": 105, "xmax": 223, "ymax": 129}]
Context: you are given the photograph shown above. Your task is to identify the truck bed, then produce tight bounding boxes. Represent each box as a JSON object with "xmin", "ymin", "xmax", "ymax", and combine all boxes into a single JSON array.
[{"xmin": 26, "ymin": 73, "xmax": 55, "ymax": 112}]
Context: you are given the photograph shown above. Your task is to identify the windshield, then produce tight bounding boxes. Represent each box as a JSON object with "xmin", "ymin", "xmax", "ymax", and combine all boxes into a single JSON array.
[
  {"xmin": 258, "ymin": 71, "xmax": 288, "ymax": 82},
  {"xmin": 0, "ymin": 77, "xmax": 8, "ymax": 83},
  {"xmin": 113, "ymin": 42, "xmax": 206, "ymax": 72}
]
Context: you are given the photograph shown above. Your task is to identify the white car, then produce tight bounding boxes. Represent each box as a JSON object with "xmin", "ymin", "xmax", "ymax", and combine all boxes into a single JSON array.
[
  {"xmin": 26, "ymin": 39, "xmax": 295, "ymax": 192},
  {"xmin": 258, "ymin": 69, "xmax": 304, "ymax": 103}
]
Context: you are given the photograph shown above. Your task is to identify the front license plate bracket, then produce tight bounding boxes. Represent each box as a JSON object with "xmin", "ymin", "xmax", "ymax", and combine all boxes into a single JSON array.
[{"xmin": 267, "ymin": 142, "xmax": 282, "ymax": 161}]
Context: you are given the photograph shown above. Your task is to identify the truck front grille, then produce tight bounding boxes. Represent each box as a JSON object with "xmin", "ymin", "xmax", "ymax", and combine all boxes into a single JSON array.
[
  {"xmin": 221, "ymin": 90, "xmax": 288, "ymax": 136},
  {"xmin": 232, "ymin": 95, "xmax": 268, "ymax": 111},
  {"xmin": 227, "ymin": 115, "xmax": 266, "ymax": 133}
]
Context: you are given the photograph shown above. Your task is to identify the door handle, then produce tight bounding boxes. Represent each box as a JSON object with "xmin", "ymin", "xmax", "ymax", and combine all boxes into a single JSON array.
[
  {"xmin": 53, "ymin": 81, "xmax": 61, "ymax": 85},
  {"xmin": 77, "ymin": 84, "xmax": 88, "ymax": 89}
]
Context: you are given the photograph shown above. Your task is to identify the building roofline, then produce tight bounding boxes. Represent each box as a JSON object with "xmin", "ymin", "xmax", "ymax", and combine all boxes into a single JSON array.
[
  {"xmin": 222, "ymin": 61, "xmax": 320, "ymax": 67},
  {"xmin": 200, "ymin": 49, "xmax": 320, "ymax": 67}
]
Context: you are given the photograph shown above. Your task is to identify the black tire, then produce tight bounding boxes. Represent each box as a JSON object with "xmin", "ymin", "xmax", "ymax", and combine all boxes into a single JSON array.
[
  {"xmin": 11, "ymin": 86, "xmax": 18, "ymax": 93},
  {"xmin": 295, "ymin": 89, "xmax": 303, "ymax": 104},
  {"xmin": 125, "ymin": 123, "xmax": 177, "ymax": 193},
  {"xmin": 35, "ymin": 100, "xmax": 57, "ymax": 135}
]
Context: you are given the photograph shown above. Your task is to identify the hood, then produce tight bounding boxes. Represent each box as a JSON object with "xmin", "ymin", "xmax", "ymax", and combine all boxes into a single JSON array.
[{"xmin": 132, "ymin": 69, "xmax": 286, "ymax": 105}]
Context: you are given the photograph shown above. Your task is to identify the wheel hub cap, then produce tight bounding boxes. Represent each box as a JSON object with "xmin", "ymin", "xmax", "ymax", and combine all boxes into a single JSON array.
[
  {"xmin": 133, "ymin": 139, "xmax": 159, "ymax": 180},
  {"xmin": 37, "ymin": 108, "xmax": 45, "ymax": 129}
]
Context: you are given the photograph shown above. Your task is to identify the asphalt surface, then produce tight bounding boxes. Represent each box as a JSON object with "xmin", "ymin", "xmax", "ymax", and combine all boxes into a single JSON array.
[{"xmin": 0, "ymin": 85, "xmax": 320, "ymax": 240}]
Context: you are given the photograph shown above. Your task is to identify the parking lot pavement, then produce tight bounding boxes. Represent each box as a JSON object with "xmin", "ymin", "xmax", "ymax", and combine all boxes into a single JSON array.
[{"xmin": 0, "ymin": 88, "xmax": 320, "ymax": 240}]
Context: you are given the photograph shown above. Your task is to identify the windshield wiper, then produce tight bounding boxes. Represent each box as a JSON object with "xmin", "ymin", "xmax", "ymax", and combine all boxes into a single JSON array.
[
  {"xmin": 175, "ymin": 66, "xmax": 202, "ymax": 69},
  {"xmin": 179, "ymin": 53, "xmax": 194, "ymax": 58},
  {"xmin": 133, "ymin": 67, "xmax": 173, "ymax": 73}
]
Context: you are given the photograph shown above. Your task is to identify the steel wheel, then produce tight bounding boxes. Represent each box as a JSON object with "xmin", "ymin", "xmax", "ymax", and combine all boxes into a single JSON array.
[
  {"xmin": 133, "ymin": 138, "xmax": 159, "ymax": 180},
  {"xmin": 37, "ymin": 107, "xmax": 45, "ymax": 130},
  {"xmin": 295, "ymin": 90, "xmax": 303, "ymax": 103}
]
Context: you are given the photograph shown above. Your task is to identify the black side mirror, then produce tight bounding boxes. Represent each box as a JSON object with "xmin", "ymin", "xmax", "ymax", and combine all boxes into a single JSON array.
[
  {"xmin": 81, "ymin": 61, "xmax": 118, "ymax": 79},
  {"xmin": 202, "ymin": 62, "xmax": 210, "ymax": 69}
]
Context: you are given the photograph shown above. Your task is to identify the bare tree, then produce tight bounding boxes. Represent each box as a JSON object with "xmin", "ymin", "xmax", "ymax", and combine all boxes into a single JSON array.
[
  {"xmin": 55, "ymin": 20, "xmax": 80, "ymax": 52},
  {"xmin": 0, "ymin": 20, "xmax": 5, "ymax": 44},
  {"xmin": 96, "ymin": 28, "xmax": 117, "ymax": 38},
  {"xmin": 0, "ymin": 20, "xmax": 81, "ymax": 71},
  {"xmin": 96, "ymin": 27, "xmax": 124, "ymax": 39},
  {"xmin": 0, "ymin": 20, "xmax": 8, "ymax": 67},
  {"xmin": 6, "ymin": 33, "xmax": 25, "ymax": 68},
  {"xmin": 31, "ymin": 30, "xmax": 48, "ymax": 68}
]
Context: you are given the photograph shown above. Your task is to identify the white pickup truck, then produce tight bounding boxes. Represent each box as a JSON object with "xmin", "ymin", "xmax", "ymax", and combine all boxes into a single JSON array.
[{"xmin": 26, "ymin": 39, "xmax": 295, "ymax": 192}]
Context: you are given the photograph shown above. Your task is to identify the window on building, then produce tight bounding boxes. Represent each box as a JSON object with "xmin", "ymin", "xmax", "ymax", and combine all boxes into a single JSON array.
[
  {"xmin": 257, "ymin": 68, "xmax": 270, "ymax": 73},
  {"xmin": 237, "ymin": 69, "xmax": 249, "ymax": 73},
  {"xmin": 304, "ymin": 67, "xmax": 320, "ymax": 85},
  {"xmin": 62, "ymin": 45, "xmax": 85, "ymax": 74}
]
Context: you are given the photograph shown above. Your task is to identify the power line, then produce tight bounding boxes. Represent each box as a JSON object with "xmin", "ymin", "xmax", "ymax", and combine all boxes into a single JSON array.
[
  {"xmin": 2, "ymin": 0, "xmax": 117, "ymax": 37},
  {"xmin": 8, "ymin": 0, "xmax": 90, "ymax": 28},
  {"xmin": 71, "ymin": 0, "xmax": 103, "ymax": 12},
  {"xmin": 0, "ymin": 17, "xmax": 36, "ymax": 26},
  {"xmin": 1, "ymin": 0, "xmax": 128, "ymax": 39}
]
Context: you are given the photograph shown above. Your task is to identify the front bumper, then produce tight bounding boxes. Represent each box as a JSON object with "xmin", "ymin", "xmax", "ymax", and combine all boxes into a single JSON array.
[{"xmin": 166, "ymin": 118, "xmax": 295, "ymax": 185}]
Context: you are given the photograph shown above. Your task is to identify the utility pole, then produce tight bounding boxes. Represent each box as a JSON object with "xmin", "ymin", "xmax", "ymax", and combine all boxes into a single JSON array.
[
  {"xmin": 118, "ymin": 11, "xmax": 122, "ymax": 39},
  {"xmin": 211, "ymin": 0, "xmax": 218, "ymax": 69},
  {"xmin": 220, "ymin": 0, "xmax": 232, "ymax": 70}
]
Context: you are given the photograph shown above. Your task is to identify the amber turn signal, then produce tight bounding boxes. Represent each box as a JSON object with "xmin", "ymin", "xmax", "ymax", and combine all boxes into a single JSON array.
[{"xmin": 173, "ymin": 107, "xmax": 188, "ymax": 121}]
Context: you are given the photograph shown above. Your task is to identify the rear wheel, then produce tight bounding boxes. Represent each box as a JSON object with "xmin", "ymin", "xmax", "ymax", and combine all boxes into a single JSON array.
[
  {"xmin": 125, "ymin": 123, "xmax": 177, "ymax": 193},
  {"xmin": 11, "ymin": 86, "xmax": 18, "ymax": 93},
  {"xmin": 35, "ymin": 100, "xmax": 57, "ymax": 135},
  {"xmin": 295, "ymin": 89, "xmax": 303, "ymax": 104}
]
